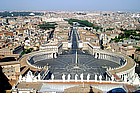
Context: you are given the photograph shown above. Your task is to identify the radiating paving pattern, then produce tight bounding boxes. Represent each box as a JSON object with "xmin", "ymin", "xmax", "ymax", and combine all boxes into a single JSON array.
[
  {"xmin": 32, "ymin": 51, "xmax": 120, "ymax": 80},
  {"xmin": 30, "ymin": 28, "xmax": 120, "ymax": 80}
]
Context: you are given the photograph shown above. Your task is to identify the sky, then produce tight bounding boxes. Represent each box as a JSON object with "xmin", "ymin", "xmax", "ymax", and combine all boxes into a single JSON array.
[{"xmin": 0, "ymin": 0, "xmax": 140, "ymax": 12}]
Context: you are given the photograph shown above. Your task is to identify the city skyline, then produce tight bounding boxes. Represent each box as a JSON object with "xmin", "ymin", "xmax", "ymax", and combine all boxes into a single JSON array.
[
  {"xmin": 0, "ymin": 0, "xmax": 140, "ymax": 12},
  {"xmin": 0, "ymin": 4, "xmax": 140, "ymax": 93}
]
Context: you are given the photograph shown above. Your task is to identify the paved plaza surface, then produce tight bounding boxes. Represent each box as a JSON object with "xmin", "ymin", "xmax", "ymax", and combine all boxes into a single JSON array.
[{"xmin": 31, "ymin": 29, "xmax": 120, "ymax": 80}]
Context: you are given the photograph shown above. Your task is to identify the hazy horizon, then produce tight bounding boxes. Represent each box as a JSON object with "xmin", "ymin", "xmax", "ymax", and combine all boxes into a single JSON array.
[{"xmin": 0, "ymin": 0, "xmax": 140, "ymax": 12}]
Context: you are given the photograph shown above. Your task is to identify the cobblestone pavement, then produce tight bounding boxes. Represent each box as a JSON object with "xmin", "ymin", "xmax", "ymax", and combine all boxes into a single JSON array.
[{"xmin": 30, "ymin": 29, "xmax": 120, "ymax": 80}]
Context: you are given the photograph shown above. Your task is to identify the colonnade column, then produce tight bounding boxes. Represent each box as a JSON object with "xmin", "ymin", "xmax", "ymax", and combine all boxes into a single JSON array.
[{"xmin": 51, "ymin": 53, "xmax": 53, "ymax": 59}]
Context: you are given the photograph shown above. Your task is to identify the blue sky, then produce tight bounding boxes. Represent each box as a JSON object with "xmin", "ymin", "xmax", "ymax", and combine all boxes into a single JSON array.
[{"xmin": 0, "ymin": 0, "xmax": 140, "ymax": 11}]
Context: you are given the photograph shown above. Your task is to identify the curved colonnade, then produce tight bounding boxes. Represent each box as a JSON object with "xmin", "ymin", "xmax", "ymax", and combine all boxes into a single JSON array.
[
  {"xmin": 86, "ymin": 42, "xmax": 136, "ymax": 82},
  {"xmin": 93, "ymin": 49, "xmax": 136, "ymax": 82},
  {"xmin": 26, "ymin": 48, "xmax": 136, "ymax": 83},
  {"xmin": 27, "ymin": 51, "xmax": 58, "ymax": 69}
]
